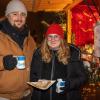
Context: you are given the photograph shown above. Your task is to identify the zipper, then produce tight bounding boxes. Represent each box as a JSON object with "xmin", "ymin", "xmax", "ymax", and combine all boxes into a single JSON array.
[{"xmin": 50, "ymin": 51, "xmax": 55, "ymax": 100}]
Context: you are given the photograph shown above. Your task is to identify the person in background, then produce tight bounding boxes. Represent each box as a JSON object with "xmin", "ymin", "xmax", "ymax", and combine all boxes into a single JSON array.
[
  {"xmin": 30, "ymin": 23, "xmax": 88, "ymax": 100},
  {"xmin": 0, "ymin": 0, "xmax": 36, "ymax": 100}
]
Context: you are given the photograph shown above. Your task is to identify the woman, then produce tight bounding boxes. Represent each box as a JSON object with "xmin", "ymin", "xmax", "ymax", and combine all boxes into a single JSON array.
[{"xmin": 30, "ymin": 24, "xmax": 87, "ymax": 100}]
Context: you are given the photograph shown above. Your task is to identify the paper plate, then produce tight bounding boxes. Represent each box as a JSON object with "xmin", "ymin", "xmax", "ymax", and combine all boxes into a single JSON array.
[{"xmin": 27, "ymin": 80, "xmax": 56, "ymax": 90}]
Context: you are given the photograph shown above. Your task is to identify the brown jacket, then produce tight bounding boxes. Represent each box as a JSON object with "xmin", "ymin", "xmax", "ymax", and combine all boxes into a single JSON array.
[{"xmin": 0, "ymin": 31, "xmax": 36, "ymax": 99}]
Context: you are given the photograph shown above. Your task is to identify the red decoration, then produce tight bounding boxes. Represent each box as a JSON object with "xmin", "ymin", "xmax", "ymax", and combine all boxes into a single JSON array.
[{"xmin": 71, "ymin": 5, "xmax": 100, "ymax": 46}]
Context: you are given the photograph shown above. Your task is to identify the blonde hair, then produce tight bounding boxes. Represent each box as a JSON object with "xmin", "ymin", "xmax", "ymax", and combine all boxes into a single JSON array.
[{"xmin": 40, "ymin": 39, "xmax": 70, "ymax": 64}]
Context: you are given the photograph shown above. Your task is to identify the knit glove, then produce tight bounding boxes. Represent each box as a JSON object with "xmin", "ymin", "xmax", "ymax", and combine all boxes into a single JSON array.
[{"xmin": 3, "ymin": 55, "xmax": 17, "ymax": 70}]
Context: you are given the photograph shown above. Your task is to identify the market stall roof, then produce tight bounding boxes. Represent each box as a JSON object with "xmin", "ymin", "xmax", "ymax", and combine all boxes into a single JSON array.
[
  {"xmin": 0, "ymin": 0, "xmax": 100, "ymax": 16},
  {"xmin": 22, "ymin": 0, "xmax": 82, "ymax": 12}
]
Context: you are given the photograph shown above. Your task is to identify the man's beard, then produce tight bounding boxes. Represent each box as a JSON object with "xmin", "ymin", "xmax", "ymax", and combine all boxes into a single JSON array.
[{"xmin": 13, "ymin": 23, "xmax": 24, "ymax": 31}]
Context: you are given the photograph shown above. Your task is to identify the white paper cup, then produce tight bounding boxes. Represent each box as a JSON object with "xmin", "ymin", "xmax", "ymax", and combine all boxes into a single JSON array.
[{"xmin": 16, "ymin": 56, "xmax": 26, "ymax": 69}]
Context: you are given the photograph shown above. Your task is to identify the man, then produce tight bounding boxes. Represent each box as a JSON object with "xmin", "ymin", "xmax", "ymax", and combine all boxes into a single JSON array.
[{"xmin": 0, "ymin": 0, "xmax": 36, "ymax": 100}]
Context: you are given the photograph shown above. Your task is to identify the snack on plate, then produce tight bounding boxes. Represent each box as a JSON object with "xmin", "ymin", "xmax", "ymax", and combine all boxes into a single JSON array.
[{"xmin": 27, "ymin": 80, "xmax": 55, "ymax": 90}]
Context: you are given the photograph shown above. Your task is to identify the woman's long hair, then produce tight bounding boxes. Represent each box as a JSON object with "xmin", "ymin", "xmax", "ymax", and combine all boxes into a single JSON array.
[{"xmin": 40, "ymin": 38, "xmax": 70, "ymax": 65}]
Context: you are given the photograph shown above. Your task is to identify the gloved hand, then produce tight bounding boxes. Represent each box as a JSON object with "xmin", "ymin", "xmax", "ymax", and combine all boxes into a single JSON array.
[
  {"xmin": 3, "ymin": 55, "xmax": 17, "ymax": 70},
  {"xmin": 56, "ymin": 79, "xmax": 70, "ymax": 93}
]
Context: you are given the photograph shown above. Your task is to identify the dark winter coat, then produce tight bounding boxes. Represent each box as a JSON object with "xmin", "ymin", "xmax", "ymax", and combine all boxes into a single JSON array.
[{"xmin": 30, "ymin": 44, "xmax": 88, "ymax": 100}]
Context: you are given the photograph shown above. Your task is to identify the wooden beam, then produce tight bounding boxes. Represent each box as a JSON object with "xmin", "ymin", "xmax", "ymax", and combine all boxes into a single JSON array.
[
  {"xmin": 64, "ymin": 0, "xmax": 83, "ymax": 10},
  {"xmin": 32, "ymin": 0, "xmax": 73, "ymax": 12}
]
